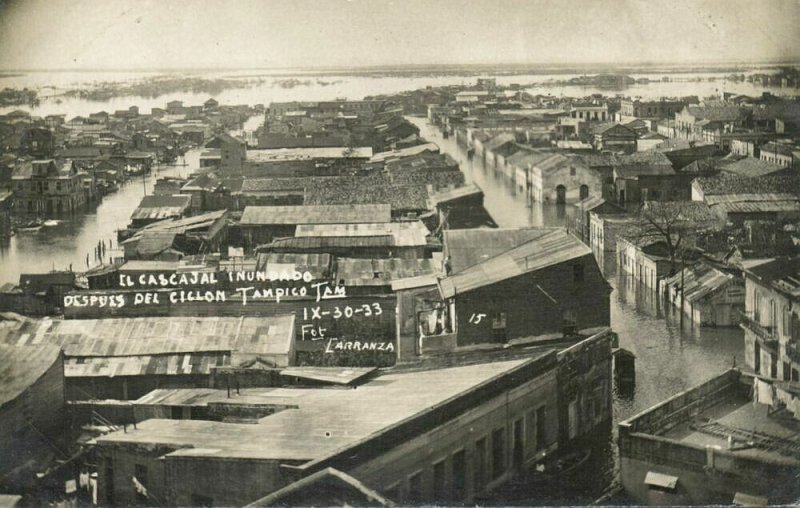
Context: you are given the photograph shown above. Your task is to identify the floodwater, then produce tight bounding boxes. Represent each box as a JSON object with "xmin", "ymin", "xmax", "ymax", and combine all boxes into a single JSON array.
[
  {"xmin": 411, "ymin": 117, "xmax": 745, "ymax": 503},
  {"xmin": 0, "ymin": 153, "xmax": 196, "ymax": 284},
  {"xmin": 0, "ymin": 70, "xmax": 751, "ymax": 502},
  {"xmin": 2, "ymin": 67, "xmax": 799, "ymax": 118}
]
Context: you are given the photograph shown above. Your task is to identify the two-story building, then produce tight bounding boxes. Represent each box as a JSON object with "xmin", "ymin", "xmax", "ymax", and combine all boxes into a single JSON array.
[
  {"xmin": 11, "ymin": 159, "xmax": 90, "ymax": 215},
  {"xmin": 742, "ymin": 257, "xmax": 800, "ymax": 382}
]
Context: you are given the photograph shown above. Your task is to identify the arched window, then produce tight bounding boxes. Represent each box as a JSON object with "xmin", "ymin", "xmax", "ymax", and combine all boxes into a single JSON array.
[{"xmin": 555, "ymin": 185, "xmax": 567, "ymax": 205}]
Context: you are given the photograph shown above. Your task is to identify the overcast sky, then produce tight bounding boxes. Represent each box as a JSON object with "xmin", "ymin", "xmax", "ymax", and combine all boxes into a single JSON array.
[{"xmin": 0, "ymin": 0, "xmax": 798, "ymax": 70}]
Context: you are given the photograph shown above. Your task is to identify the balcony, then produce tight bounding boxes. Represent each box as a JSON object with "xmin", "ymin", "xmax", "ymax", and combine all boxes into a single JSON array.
[
  {"xmin": 739, "ymin": 311, "xmax": 779, "ymax": 350},
  {"xmin": 786, "ymin": 342, "xmax": 800, "ymax": 364}
]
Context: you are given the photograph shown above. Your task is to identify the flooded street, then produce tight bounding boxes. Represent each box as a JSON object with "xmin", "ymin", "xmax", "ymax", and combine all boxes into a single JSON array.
[
  {"xmin": 0, "ymin": 153, "xmax": 197, "ymax": 285},
  {"xmin": 412, "ymin": 117, "xmax": 745, "ymax": 502}
]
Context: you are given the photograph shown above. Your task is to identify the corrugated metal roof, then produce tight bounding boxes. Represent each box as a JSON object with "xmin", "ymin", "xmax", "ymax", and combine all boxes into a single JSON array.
[
  {"xmin": 1, "ymin": 316, "xmax": 295, "ymax": 370},
  {"xmin": 439, "ymin": 229, "xmax": 592, "ymax": 298},
  {"xmin": 370, "ymin": 143, "xmax": 439, "ymax": 162},
  {"xmin": 268, "ymin": 235, "xmax": 395, "ymax": 250},
  {"xmin": 0, "ymin": 343, "xmax": 61, "ymax": 407},
  {"xmin": 64, "ymin": 352, "xmax": 229, "ymax": 377},
  {"xmin": 294, "ymin": 221, "xmax": 428, "ymax": 247},
  {"xmin": 255, "ymin": 252, "xmax": 331, "ymax": 279},
  {"xmin": 662, "ymin": 263, "xmax": 738, "ymax": 303},
  {"xmin": 248, "ymin": 147, "xmax": 373, "ymax": 161},
  {"xmin": 240, "ymin": 205, "xmax": 391, "ymax": 225},
  {"xmin": 444, "ymin": 227, "xmax": 561, "ymax": 274},
  {"xmin": 427, "ymin": 184, "xmax": 483, "ymax": 207},
  {"xmin": 336, "ymin": 258, "xmax": 439, "ymax": 286}
]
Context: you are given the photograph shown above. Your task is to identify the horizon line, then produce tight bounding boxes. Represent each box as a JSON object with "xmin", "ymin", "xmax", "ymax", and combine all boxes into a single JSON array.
[{"xmin": 2, "ymin": 59, "xmax": 799, "ymax": 74}]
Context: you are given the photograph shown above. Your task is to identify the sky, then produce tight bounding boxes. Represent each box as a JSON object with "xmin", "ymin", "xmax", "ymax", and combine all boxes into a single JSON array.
[{"xmin": 0, "ymin": 0, "xmax": 798, "ymax": 70}]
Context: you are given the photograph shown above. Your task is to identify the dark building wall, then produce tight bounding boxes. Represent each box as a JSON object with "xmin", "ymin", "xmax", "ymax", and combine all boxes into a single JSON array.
[
  {"xmin": 0, "ymin": 353, "xmax": 65, "ymax": 486},
  {"xmin": 453, "ymin": 255, "xmax": 610, "ymax": 346},
  {"xmin": 166, "ymin": 457, "xmax": 286, "ymax": 507},
  {"xmin": 67, "ymin": 374, "xmax": 211, "ymax": 401},
  {"xmin": 98, "ymin": 446, "xmax": 170, "ymax": 506},
  {"xmin": 556, "ymin": 332, "xmax": 613, "ymax": 448},
  {"xmin": 349, "ymin": 366, "xmax": 560, "ymax": 505}
]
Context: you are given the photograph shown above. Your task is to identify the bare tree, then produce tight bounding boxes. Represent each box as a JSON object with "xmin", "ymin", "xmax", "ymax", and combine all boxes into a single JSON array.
[{"xmin": 626, "ymin": 201, "xmax": 718, "ymax": 274}]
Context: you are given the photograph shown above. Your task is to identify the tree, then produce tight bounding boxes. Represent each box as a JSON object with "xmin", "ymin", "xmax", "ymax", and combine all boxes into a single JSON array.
[{"xmin": 626, "ymin": 201, "xmax": 719, "ymax": 274}]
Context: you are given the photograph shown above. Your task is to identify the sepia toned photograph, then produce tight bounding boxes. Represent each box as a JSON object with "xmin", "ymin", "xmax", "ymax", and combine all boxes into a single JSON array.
[{"xmin": 0, "ymin": 0, "xmax": 799, "ymax": 505}]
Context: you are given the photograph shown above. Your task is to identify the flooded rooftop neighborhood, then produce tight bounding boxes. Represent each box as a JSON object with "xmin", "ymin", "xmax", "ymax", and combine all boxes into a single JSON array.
[{"xmin": 0, "ymin": 0, "xmax": 799, "ymax": 506}]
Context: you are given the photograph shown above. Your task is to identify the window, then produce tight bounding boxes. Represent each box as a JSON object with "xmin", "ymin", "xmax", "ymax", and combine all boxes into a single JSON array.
[
  {"xmin": 573, "ymin": 263, "xmax": 584, "ymax": 282},
  {"xmin": 570, "ymin": 166, "xmax": 576, "ymax": 176},
  {"xmin": 451, "ymin": 449, "xmax": 466, "ymax": 501},
  {"xmin": 432, "ymin": 460, "xmax": 446, "ymax": 501},
  {"xmin": 491, "ymin": 427, "xmax": 506, "ymax": 479},
  {"xmin": 535, "ymin": 405, "xmax": 546, "ymax": 450},
  {"xmin": 407, "ymin": 471, "xmax": 423, "ymax": 504},
  {"xmin": 474, "ymin": 437, "xmax": 487, "ymax": 491},
  {"xmin": 513, "ymin": 418, "xmax": 524, "ymax": 467}
]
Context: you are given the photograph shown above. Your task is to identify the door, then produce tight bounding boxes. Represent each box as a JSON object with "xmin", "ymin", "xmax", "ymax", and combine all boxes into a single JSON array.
[
  {"xmin": 580, "ymin": 184, "xmax": 589, "ymax": 200},
  {"xmin": 556, "ymin": 185, "xmax": 566, "ymax": 204}
]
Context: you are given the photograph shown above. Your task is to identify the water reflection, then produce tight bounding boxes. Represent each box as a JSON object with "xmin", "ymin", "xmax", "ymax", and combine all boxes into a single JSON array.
[{"xmin": 415, "ymin": 117, "xmax": 745, "ymax": 502}]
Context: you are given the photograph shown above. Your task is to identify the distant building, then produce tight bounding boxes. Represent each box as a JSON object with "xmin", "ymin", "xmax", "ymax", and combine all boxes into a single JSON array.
[
  {"xmin": 592, "ymin": 123, "xmax": 636, "ymax": 153},
  {"xmin": 12, "ymin": 159, "xmax": 90, "ymax": 215},
  {"xmin": 128, "ymin": 194, "xmax": 192, "ymax": 229},
  {"xmin": 529, "ymin": 153, "xmax": 603, "ymax": 204},
  {"xmin": 206, "ymin": 133, "xmax": 246, "ymax": 171},
  {"xmin": 239, "ymin": 204, "xmax": 392, "ymax": 250},
  {"xmin": 661, "ymin": 262, "xmax": 744, "ymax": 327},
  {"xmin": 619, "ymin": 98, "xmax": 694, "ymax": 120},
  {"xmin": 569, "ymin": 102, "xmax": 609, "ymax": 122},
  {"xmin": 759, "ymin": 141, "xmax": 796, "ymax": 167}
]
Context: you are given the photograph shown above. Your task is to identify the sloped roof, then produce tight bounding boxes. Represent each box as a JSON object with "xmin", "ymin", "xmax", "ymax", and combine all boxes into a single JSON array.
[
  {"xmin": 440, "ymin": 228, "xmax": 591, "ymax": 297},
  {"xmin": 0, "ymin": 343, "xmax": 62, "ymax": 408},
  {"xmin": 694, "ymin": 174, "xmax": 800, "ymax": 196},
  {"xmin": 742, "ymin": 257, "xmax": 800, "ymax": 299},
  {"xmin": 336, "ymin": 258, "xmax": 439, "ymax": 287},
  {"xmin": 721, "ymin": 157, "xmax": 786, "ymax": 178},
  {"xmin": 0, "ymin": 316, "xmax": 295, "ymax": 367},
  {"xmin": 123, "ymin": 230, "xmax": 177, "ymax": 256},
  {"xmin": 254, "ymin": 252, "xmax": 331, "ymax": 279},
  {"xmin": 684, "ymin": 103, "xmax": 748, "ymax": 122},
  {"xmin": 240, "ymin": 205, "xmax": 391, "ymax": 225},
  {"xmin": 444, "ymin": 227, "xmax": 560, "ymax": 274},
  {"xmin": 131, "ymin": 195, "xmax": 192, "ymax": 222},
  {"xmin": 295, "ymin": 221, "xmax": 428, "ymax": 247},
  {"xmin": 662, "ymin": 263, "xmax": 735, "ymax": 303},
  {"xmin": 505, "ymin": 148, "xmax": 551, "ymax": 169},
  {"xmin": 246, "ymin": 467, "xmax": 392, "ymax": 507},
  {"xmin": 370, "ymin": 143, "xmax": 439, "ymax": 162},
  {"xmin": 427, "ymin": 184, "xmax": 483, "ymax": 208}
]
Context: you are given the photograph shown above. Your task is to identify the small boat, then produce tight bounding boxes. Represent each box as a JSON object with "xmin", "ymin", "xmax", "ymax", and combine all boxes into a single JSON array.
[
  {"xmin": 43, "ymin": 219, "xmax": 60, "ymax": 227},
  {"xmin": 17, "ymin": 220, "xmax": 44, "ymax": 232}
]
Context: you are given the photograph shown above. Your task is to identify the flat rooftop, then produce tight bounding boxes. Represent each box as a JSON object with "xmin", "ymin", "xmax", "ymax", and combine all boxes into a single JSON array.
[
  {"xmin": 665, "ymin": 394, "xmax": 800, "ymax": 465},
  {"xmin": 95, "ymin": 358, "xmax": 532, "ymax": 462}
]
